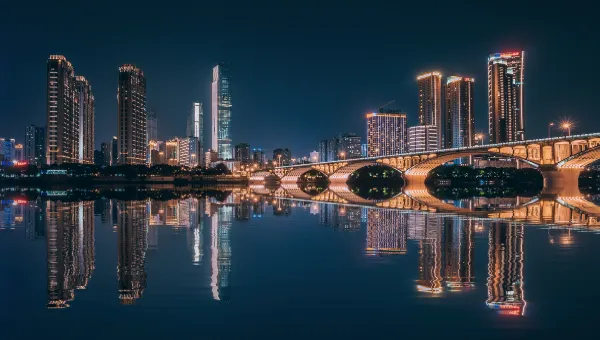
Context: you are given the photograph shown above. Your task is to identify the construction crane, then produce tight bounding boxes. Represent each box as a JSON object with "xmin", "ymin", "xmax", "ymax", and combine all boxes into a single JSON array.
[{"xmin": 378, "ymin": 100, "xmax": 395, "ymax": 113}]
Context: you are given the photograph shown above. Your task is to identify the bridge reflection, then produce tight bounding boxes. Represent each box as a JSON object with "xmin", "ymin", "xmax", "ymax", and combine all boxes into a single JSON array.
[{"xmin": 250, "ymin": 183, "xmax": 600, "ymax": 227}]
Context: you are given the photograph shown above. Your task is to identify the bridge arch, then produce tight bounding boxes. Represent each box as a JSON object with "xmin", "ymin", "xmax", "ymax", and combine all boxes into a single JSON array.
[
  {"xmin": 280, "ymin": 167, "xmax": 328, "ymax": 183},
  {"xmin": 558, "ymin": 144, "xmax": 600, "ymax": 169},
  {"xmin": 329, "ymin": 161, "xmax": 401, "ymax": 183}
]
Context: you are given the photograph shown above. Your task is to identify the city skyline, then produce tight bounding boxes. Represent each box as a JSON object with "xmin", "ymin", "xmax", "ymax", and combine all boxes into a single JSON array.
[{"xmin": 1, "ymin": 3, "xmax": 596, "ymax": 158}]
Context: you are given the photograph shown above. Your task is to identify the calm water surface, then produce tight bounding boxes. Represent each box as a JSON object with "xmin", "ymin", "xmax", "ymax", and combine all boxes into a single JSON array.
[{"xmin": 1, "ymin": 189, "xmax": 600, "ymax": 338}]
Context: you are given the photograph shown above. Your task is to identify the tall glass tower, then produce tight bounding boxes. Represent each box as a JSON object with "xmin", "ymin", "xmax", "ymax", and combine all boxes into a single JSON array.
[{"xmin": 211, "ymin": 63, "xmax": 232, "ymax": 160}]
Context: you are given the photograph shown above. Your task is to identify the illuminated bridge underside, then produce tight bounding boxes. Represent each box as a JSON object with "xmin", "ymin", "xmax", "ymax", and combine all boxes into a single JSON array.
[{"xmin": 329, "ymin": 162, "xmax": 381, "ymax": 183}]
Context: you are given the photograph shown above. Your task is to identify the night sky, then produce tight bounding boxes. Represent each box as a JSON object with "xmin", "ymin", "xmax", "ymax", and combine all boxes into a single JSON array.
[{"xmin": 1, "ymin": 1, "xmax": 597, "ymax": 157}]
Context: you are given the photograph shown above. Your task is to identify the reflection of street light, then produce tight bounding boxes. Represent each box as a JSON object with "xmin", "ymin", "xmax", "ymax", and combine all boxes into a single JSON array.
[
  {"xmin": 561, "ymin": 121, "xmax": 572, "ymax": 136},
  {"xmin": 548, "ymin": 122, "xmax": 555, "ymax": 138}
]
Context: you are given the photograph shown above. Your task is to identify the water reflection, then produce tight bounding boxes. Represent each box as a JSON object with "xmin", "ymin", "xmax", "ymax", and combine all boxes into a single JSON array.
[{"xmin": 1, "ymin": 186, "xmax": 600, "ymax": 316}]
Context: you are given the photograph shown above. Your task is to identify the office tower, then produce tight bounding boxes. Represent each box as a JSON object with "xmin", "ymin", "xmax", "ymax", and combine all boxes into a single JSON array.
[
  {"xmin": 111, "ymin": 136, "xmax": 118, "ymax": 165},
  {"xmin": 318, "ymin": 140, "xmax": 328, "ymax": 162},
  {"xmin": 251, "ymin": 148, "xmax": 266, "ymax": 167},
  {"xmin": 46, "ymin": 55, "xmax": 77, "ymax": 165},
  {"xmin": 165, "ymin": 139, "xmax": 179, "ymax": 166},
  {"xmin": 0, "ymin": 138, "xmax": 16, "ymax": 162},
  {"xmin": 14, "ymin": 144, "xmax": 23, "ymax": 161},
  {"xmin": 273, "ymin": 148, "xmax": 292, "ymax": 166},
  {"xmin": 366, "ymin": 210, "xmax": 407, "ymax": 255},
  {"xmin": 487, "ymin": 223, "xmax": 525, "ymax": 315},
  {"xmin": 446, "ymin": 76, "xmax": 475, "ymax": 152},
  {"xmin": 187, "ymin": 103, "xmax": 203, "ymax": 165},
  {"xmin": 117, "ymin": 64, "xmax": 147, "ymax": 165},
  {"xmin": 25, "ymin": 125, "xmax": 46, "ymax": 166},
  {"xmin": 234, "ymin": 143, "xmax": 251, "ymax": 164},
  {"xmin": 100, "ymin": 142, "xmax": 111, "ymax": 166},
  {"xmin": 442, "ymin": 218, "xmax": 475, "ymax": 290},
  {"xmin": 326, "ymin": 137, "xmax": 338, "ymax": 161},
  {"xmin": 366, "ymin": 111, "xmax": 408, "ymax": 157},
  {"xmin": 211, "ymin": 63, "xmax": 232, "ymax": 160},
  {"xmin": 209, "ymin": 204, "xmax": 233, "ymax": 301},
  {"xmin": 75, "ymin": 76, "xmax": 94, "ymax": 164},
  {"xmin": 337, "ymin": 133, "xmax": 362, "ymax": 159},
  {"xmin": 309, "ymin": 151, "xmax": 319, "ymax": 163},
  {"xmin": 147, "ymin": 110, "xmax": 158, "ymax": 142},
  {"xmin": 408, "ymin": 125, "xmax": 439, "ymax": 153},
  {"xmin": 417, "ymin": 72, "xmax": 442, "ymax": 149},
  {"xmin": 488, "ymin": 52, "xmax": 524, "ymax": 142},
  {"xmin": 178, "ymin": 136, "xmax": 199, "ymax": 167}
]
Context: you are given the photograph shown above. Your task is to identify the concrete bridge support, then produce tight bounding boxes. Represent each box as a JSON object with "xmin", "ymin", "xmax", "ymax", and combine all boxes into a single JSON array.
[{"xmin": 540, "ymin": 167, "xmax": 582, "ymax": 197}]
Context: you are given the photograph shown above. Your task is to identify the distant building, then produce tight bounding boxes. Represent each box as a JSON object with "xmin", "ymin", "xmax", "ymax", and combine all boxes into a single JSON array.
[
  {"xmin": 488, "ymin": 51, "xmax": 525, "ymax": 142},
  {"xmin": 338, "ymin": 133, "xmax": 362, "ymax": 159},
  {"xmin": 327, "ymin": 138, "xmax": 338, "ymax": 162},
  {"xmin": 366, "ymin": 111, "xmax": 407, "ymax": 157},
  {"xmin": 117, "ymin": 64, "xmax": 147, "ymax": 165},
  {"xmin": 273, "ymin": 148, "xmax": 292, "ymax": 166},
  {"xmin": 76, "ymin": 76, "xmax": 94, "ymax": 164},
  {"xmin": 205, "ymin": 149, "xmax": 219, "ymax": 167},
  {"xmin": 147, "ymin": 111, "xmax": 158, "ymax": 143},
  {"xmin": 408, "ymin": 125, "xmax": 439, "ymax": 153},
  {"xmin": 211, "ymin": 63, "xmax": 232, "ymax": 160},
  {"xmin": 234, "ymin": 143, "xmax": 251, "ymax": 164},
  {"xmin": 178, "ymin": 137, "xmax": 199, "ymax": 168},
  {"xmin": 0, "ymin": 138, "xmax": 16, "ymax": 163},
  {"xmin": 46, "ymin": 55, "xmax": 77, "ymax": 165},
  {"xmin": 309, "ymin": 151, "xmax": 319, "ymax": 163},
  {"xmin": 111, "ymin": 137, "xmax": 118, "ymax": 166},
  {"xmin": 100, "ymin": 143, "xmax": 111, "ymax": 166},
  {"xmin": 252, "ymin": 148, "xmax": 266, "ymax": 167},
  {"xmin": 14, "ymin": 144, "xmax": 24, "ymax": 162},
  {"xmin": 25, "ymin": 125, "xmax": 45, "ymax": 166},
  {"xmin": 165, "ymin": 139, "xmax": 179, "ymax": 166},
  {"xmin": 417, "ymin": 71, "xmax": 443, "ymax": 149},
  {"xmin": 318, "ymin": 140, "xmax": 328, "ymax": 162},
  {"xmin": 187, "ymin": 103, "xmax": 203, "ymax": 165},
  {"xmin": 361, "ymin": 143, "xmax": 367, "ymax": 157}
]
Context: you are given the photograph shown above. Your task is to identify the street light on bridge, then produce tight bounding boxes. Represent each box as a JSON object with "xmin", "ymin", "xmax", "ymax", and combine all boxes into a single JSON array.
[
  {"xmin": 548, "ymin": 122, "xmax": 555, "ymax": 138},
  {"xmin": 561, "ymin": 121, "xmax": 573, "ymax": 136},
  {"xmin": 474, "ymin": 133, "xmax": 485, "ymax": 146}
]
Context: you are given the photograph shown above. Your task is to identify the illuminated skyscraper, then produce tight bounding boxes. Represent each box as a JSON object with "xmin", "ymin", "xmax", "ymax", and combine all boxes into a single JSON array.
[
  {"xmin": 117, "ymin": 64, "xmax": 147, "ymax": 165},
  {"xmin": 445, "ymin": 76, "xmax": 475, "ymax": 162},
  {"xmin": 147, "ymin": 110, "xmax": 158, "ymax": 142},
  {"xmin": 178, "ymin": 137, "xmax": 199, "ymax": 167},
  {"xmin": 25, "ymin": 125, "xmax": 46, "ymax": 166},
  {"xmin": 338, "ymin": 133, "xmax": 362, "ymax": 159},
  {"xmin": 417, "ymin": 72, "xmax": 442, "ymax": 149},
  {"xmin": 117, "ymin": 201, "xmax": 148, "ymax": 305},
  {"xmin": 75, "ymin": 76, "xmax": 94, "ymax": 164},
  {"xmin": 211, "ymin": 63, "xmax": 232, "ymax": 160},
  {"xmin": 366, "ymin": 111, "xmax": 407, "ymax": 156},
  {"xmin": 487, "ymin": 223, "xmax": 525, "ymax": 315},
  {"xmin": 442, "ymin": 218, "xmax": 474, "ymax": 291},
  {"xmin": 46, "ymin": 55, "xmax": 77, "ymax": 165},
  {"xmin": 209, "ymin": 204, "xmax": 233, "ymax": 301},
  {"xmin": 407, "ymin": 125, "xmax": 438, "ymax": 153},
  {"xmin": 488, "ymin": 52, "xmax": 524, "ymax": 143}
]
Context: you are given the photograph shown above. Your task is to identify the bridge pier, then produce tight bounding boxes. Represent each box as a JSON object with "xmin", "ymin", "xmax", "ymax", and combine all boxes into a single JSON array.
[
  {"xmin": 540, "ymin": 167, "xmax": 582, "ymax": 197},
  {"xmin": 402, "ymin": 174, "xmax": 428, "ymax": 192}
]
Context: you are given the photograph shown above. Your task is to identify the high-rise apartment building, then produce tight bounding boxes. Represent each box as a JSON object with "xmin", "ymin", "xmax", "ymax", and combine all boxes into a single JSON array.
[
  {"xmin": 234, "ymin": 143, "xmax": 251, "ymax": 164},
  {"xmin": 25, "ymin": 125, "xmax": 46, "ymax": 166},
  {"xmin": 100, "ymin": 142, "xmax": 111, "ymax": 166},
  {"xmin": 488, "ymin": 52, "xmax": 525, "ymax": 143},
  {"xmin": 318, "ymin": 140, "xmax": 328, "ymax": 162},
  {"xmin": 117, "ymin": 64, "xmax": 147, "ymax": 165},
  {"xmin": 14, "ymin": 144, "xmax": 24, "ymax": 162},
  {"xmin": 252, "ymin": 148, "xmax": 266, "ymax": 167},
  {"xmin": 408, "ymin": 125, "xmax": 439, "ymax": 153},
  {"xmin": 178, "ymin": 137, "xmax": 199, "ymax": 168},
  {"xmin": 366, "ymin": 111, "xmax": 407, "ymax": 157},
  {"xmin": 338, "ymin": 133, "xmax": 362, "ymax": 159},
  {"xmin": 147, "ymin": 111, "xmax": 158, "ymax": 142},
  {"xmin": 76, "ymin": 76, "xmax": 94, "ymax": 164},
  {"xmin": 187, "ymin": 103, "xmax": 203, "ymax": 164},
  {"xmin": 417, "ymin": 72, "xmax": 442, "ymax": 149},
  {"xmin": 46, "ymin": 55, "xmax": 77, "ymax": 165},
  {"xmin": 165, "ymin": 139, "xmax": 179, "ymax": 166},
  {"xmin": 211, "ymin": 63, "xmax": 232, "ymax": 160},
  {"xmin": 445, "ymin": 76, "xmax": 475, "ymax": 150}
]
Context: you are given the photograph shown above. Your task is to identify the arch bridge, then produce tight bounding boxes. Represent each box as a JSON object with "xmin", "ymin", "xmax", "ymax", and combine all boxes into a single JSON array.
[{"xmin": 251, "ymin": 133, "xmax": 600, "ymax": 197}]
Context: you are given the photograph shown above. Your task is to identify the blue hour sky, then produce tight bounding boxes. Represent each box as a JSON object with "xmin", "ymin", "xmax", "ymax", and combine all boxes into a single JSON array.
[{"xmin": 0, "ymin": 1, "xmax": 598, "ymax": 157}]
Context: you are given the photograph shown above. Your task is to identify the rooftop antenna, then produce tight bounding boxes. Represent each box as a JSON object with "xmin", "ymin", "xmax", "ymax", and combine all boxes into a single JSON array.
[{"xmin": 378, "ymin": 100, "xmax": 395, "ymax": 113}]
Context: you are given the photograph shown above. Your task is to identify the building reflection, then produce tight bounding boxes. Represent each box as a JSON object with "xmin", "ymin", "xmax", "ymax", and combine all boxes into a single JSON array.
[
  {"xmin": 366, "ymin": 210, "xmax": 407, "ymax": 255},
  {"xmin": 207, "ymin": 199, "xmax": 233, "ymax": 301},
  {"xmin": 415, "ymin": 215, "xmax": 443, "ymax": 295},
  {"xmin": 486, "ymin": 222, "xmax": 525, "ymax": 315},
  {"xmin": 117, "ymin": 201, "xmax": 147, "ymax": 305},
  {"xmin": 46, "ymin": 201, "xmax": 95, "ymax": 308},
  {"xmin": 442, "ymin": 217, "xmax": 475, "ymax": 291}
]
